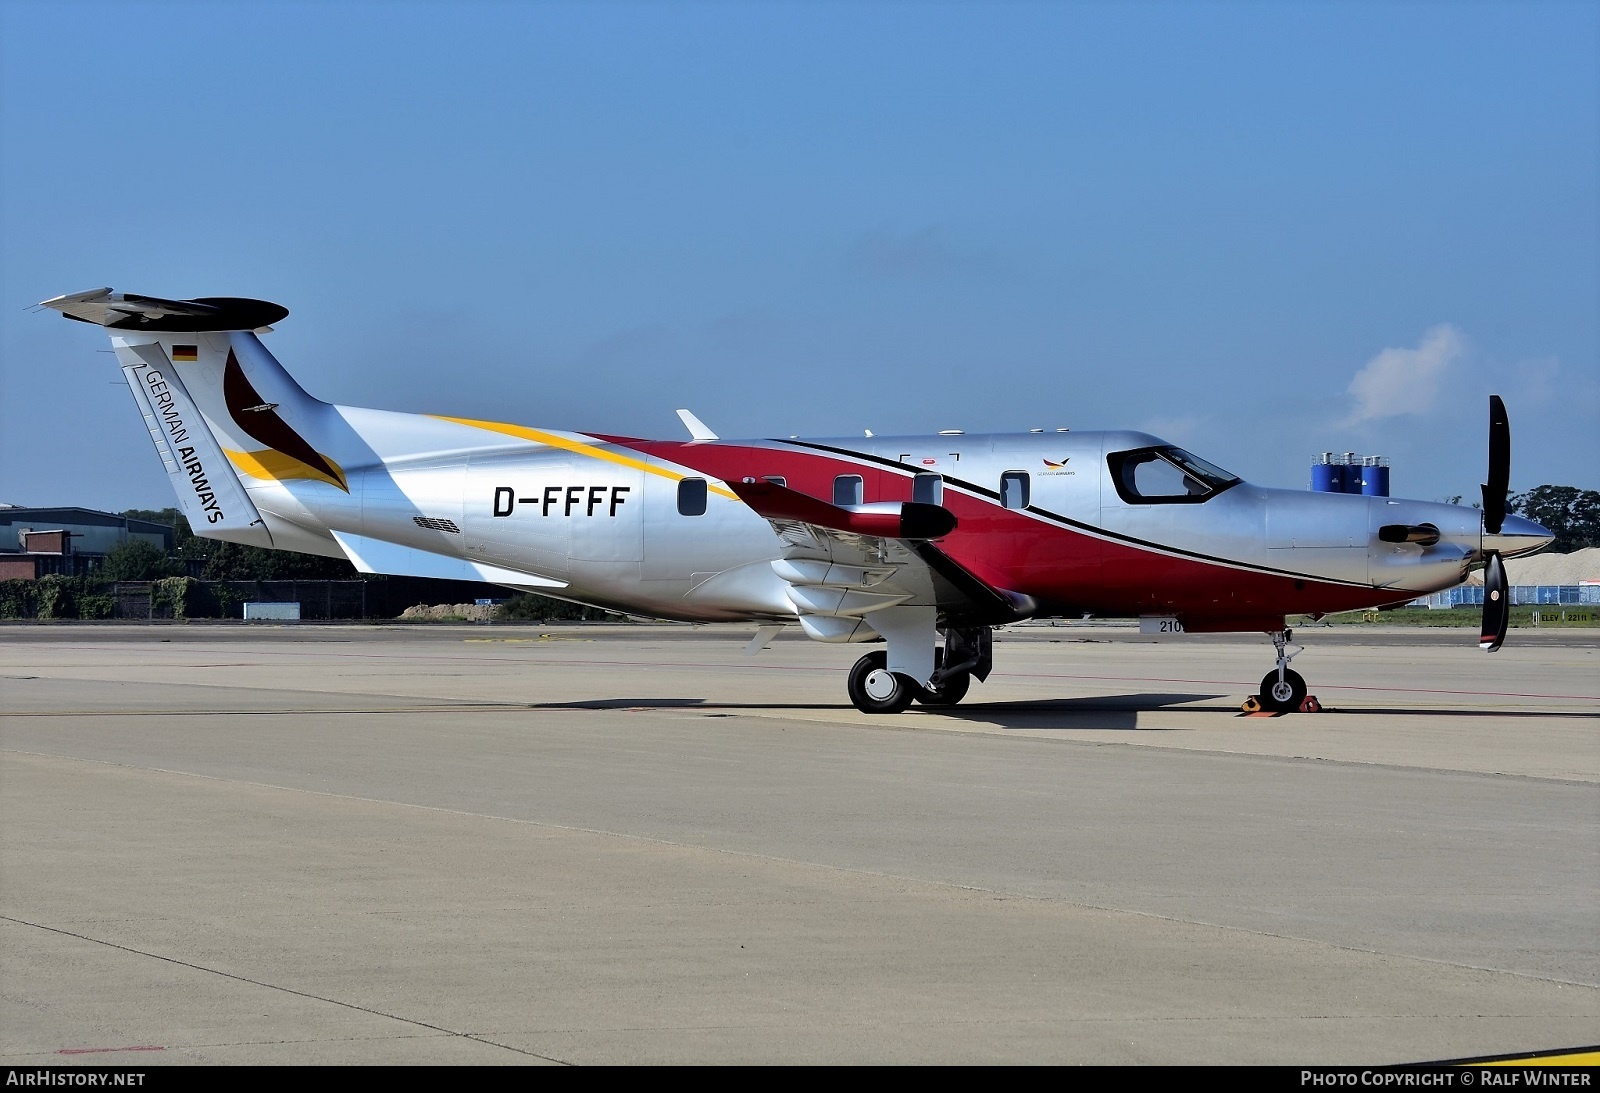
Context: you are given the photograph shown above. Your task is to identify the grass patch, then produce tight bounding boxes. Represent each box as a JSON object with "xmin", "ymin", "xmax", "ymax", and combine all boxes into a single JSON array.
[{"xmin": 1299, "ymin": 606, "xmax": 1598, "ymax": 628}]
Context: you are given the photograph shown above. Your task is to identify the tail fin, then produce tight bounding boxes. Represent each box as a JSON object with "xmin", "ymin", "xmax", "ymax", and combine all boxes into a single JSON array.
[{"xmin": 42, "ymin": 289, "xmax": 344, "ymax": 548}]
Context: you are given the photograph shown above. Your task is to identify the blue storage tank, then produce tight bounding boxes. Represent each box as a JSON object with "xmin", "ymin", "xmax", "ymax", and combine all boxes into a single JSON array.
[
  {"xmin": 1310, "ymin": 453, "xmax": 1388, "ymax": 494},
  {"xmin": 1359, "ymin": 461, "xmax": 1390, "ymax": 497},
  {"xmin": 1311, "ymin": 458, "xmax": 1340, "ymax": 493}
]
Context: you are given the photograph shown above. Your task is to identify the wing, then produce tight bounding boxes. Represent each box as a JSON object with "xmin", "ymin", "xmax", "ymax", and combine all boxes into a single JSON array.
[{"xmin": 726, "ymin": 480, "xmax": 1033, "ymax": 641}]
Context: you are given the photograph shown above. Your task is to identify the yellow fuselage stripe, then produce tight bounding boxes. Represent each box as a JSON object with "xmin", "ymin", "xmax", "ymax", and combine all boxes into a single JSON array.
[
  {"xmin": 1471, "ymin": 1050, "xmax": 1600, "ymax": 1066},
  {"xmin": 429, "ymin": 415, "xmax": 739, "ymax": 499},
  {"xmin": 225, "ymin": 447, "xmax": 349, "ymax": 491}
]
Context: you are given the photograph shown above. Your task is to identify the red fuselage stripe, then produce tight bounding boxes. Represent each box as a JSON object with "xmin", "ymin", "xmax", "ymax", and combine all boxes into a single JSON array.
[{"xmin": 597, "ymin": 437, "xmax": 1397, "ymax": 622}]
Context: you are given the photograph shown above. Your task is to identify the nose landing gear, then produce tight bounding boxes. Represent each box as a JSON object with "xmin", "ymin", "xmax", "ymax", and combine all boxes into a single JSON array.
[
  {"xmin": 1259, "ymin": 667, "xmax": 1308, "ymax": 712},
  {"xmin": 1254, "ymin": 628, "xmax": 1314, "ymax": 713}
]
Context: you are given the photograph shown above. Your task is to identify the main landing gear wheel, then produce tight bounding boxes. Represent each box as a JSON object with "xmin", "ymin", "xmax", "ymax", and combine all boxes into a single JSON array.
[
  {"xmin": 916, "ymin": 650, "xmax": 970, "ymax": 707},
  {"xmin": 1259, "ymin": 668, "xmax": 1307, "ymax": 713},
  {"xmin": 848, "ymin": 650, "xmax": 918, "ymax": 714},
  {"xmin": 916, "ymin": 673, "xmax": 969, "ymax": 707}
]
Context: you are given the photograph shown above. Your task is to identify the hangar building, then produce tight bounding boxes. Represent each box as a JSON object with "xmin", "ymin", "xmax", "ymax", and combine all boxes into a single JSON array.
[{"xmin": 0, "ymin": 505, "xmax": 175, "ymax": 580}]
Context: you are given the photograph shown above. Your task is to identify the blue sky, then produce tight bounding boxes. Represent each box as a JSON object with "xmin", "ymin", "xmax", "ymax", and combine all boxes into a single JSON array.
[{"xmin": 2, "ymin": 0, "xmax": 1595, "ymax": 512}]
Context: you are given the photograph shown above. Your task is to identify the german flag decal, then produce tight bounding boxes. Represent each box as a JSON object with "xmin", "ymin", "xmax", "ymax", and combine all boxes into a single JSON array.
[{"xmin": 172, "ymin": 345, "xmax": 198, "ymax": 362}]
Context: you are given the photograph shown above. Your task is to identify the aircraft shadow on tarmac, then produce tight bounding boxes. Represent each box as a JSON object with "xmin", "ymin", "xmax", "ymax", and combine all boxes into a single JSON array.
[
  {"xmin": 914, "ymin": 698, "xmax": 1599, "ymax": 726},
  {"xmin": 920, "ymin": 694, "xmax": 1237, "ymax": 730},
  {"xmin": 524, "ymin": 692, "xmax": 1230, "ymax": 731}
]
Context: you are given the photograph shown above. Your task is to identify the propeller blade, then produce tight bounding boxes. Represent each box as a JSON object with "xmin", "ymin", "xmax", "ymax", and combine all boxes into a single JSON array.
[
  {"xmin": 1480, "ymin": 394, "xmax": 1509, "ymax": 536},
  {"xmin": 1480, "ymin": 552, "xmax": 1509, "ymax": 652}
]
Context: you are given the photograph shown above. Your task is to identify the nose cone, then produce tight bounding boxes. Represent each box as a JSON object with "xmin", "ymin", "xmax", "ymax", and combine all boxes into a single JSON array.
[{"xmin": 1484, "ymin": 513, "xmax": 1555, "ymax": 558}]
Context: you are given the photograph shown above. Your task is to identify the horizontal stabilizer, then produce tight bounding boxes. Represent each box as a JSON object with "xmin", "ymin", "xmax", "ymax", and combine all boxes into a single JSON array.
[
  {"xmin": 41, "ymin": 288, "xmax": 287, "ymax": 331},
  {"xmin": 330, "ymin": 531, "xmax": 567, "ymax": 588}
]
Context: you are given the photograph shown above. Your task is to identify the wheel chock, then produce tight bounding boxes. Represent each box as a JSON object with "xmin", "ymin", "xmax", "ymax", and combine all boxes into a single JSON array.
[
  {"xmin": 1298, "ymin": 695, "xmax": 1323, "ymax": 713},
  {"xmin": 1241, "ymin": 695, "xmax": 1263, "ymax": 713}
]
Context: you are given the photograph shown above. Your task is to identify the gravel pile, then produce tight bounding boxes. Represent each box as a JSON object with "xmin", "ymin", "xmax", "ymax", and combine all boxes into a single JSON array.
[
  {"xmin": 1465, "ymin": 546, "xmax": 1600, "ymax": 586},
  {"xmin": 398, "ymin": 602, "xmax": 496, "ymax": 621}
]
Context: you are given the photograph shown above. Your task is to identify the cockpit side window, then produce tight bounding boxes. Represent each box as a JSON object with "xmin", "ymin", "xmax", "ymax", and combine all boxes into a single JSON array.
[
  {"xmin": 1000, "ymin": 471, "xmax": 1030, "ymax": 510},
  {"xmin": 1107, "ymin": 446, "xmax": 1240, "ymax": 505}
]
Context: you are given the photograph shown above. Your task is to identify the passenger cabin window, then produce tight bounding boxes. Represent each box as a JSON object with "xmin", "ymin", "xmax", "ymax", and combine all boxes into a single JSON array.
[
  {"xmin": 833, "ymin": 475, "xmax": 864, "ymax": 506},
  {"xmin": 913, "ymin": 473, "xmax": 943, "ymax": 506},
  {"xmin": 677, "ymin": 477, "xmax": 708, "ymax": 516},
  {"xmin": 1000, "ymin": 471, "xmax": 1030, "ymax": 510},
  {"xmin": 1107, "ymin": 446, "xmax": 1240, "ymax": 505}
]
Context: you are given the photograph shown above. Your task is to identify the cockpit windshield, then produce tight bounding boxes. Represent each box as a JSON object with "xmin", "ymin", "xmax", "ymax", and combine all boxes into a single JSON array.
[{"xmin": 1108, "ymin": 446, "xmax": 1241, "ymax": 504}]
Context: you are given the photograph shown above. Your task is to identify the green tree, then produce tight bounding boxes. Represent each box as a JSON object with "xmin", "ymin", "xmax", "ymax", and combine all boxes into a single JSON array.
[
  {"xmin": 496, "ymin": 593, "xmax": 615, "ymax": 621},
  {"xmin": 97, "ymin": 537, "xmax": 178, "ymax": 582},
  {"xmin": 198, "ymin": 540, "xmax": 358, "ymax": 580},
  {"xmin": 35, "ymin": 575, "xmax": 84, "ymax": 619},
  {"xmin": 0, "ymin": 579, "xmax": 38, "ymax": 618},
  {"xmin": 115, "ymin": 509, "xmax": 360, "ymax": 580},
  {"xmin": 1508, "ymin": 485, "xmax": 1600, "ymax": 553}
]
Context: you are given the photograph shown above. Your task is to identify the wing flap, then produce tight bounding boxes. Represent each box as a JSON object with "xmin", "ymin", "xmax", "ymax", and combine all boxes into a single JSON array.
[
  {"xmin": 728, "ymin": 479, "xmax": 957, "ymax": 539},
  {"xmin": 729, "ymin": 479, "xmax": 1033, "ymax": 630}
]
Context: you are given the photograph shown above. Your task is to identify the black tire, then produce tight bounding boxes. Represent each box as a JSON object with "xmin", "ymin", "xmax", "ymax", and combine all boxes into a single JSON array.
[
  {"xmin": 1259, "ymin": 668, "xmax": 1307, "ymax": 713},
  {"xmin": 917, "ymin": 669, "xmax": 970, "ymax": 707},
  {"xmin": 848, "ymin": 651, "xmax": 917, "ymax": 714}
]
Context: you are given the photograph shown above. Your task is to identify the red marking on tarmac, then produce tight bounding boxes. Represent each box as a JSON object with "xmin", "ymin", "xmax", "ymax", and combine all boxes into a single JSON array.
[
  {"xmin": 194, "ymin": 648, "xmax": 1600, "ymax": 699},
  {"xmin": 35, "ymin": 645, "xmax": 1600, "ymax": 702},
  {"xmin": 58, "ymin": 1046, "xmax": 165, "ymax": 1055}
]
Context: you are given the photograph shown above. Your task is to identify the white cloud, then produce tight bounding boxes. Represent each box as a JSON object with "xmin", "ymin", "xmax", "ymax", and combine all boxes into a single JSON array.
[{"xmin": 1341, "ymin": 324, "xmax": 1465, "ymax": 427}]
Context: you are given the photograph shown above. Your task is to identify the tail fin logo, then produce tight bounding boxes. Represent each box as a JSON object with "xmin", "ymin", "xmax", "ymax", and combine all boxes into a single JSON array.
[{"xmin": 222, "ymin": 349, "xmax": 348, "ymax": 491}]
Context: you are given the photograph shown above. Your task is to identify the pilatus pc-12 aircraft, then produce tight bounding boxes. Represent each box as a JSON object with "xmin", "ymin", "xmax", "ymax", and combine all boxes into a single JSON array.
[{"xmin": 44, "ymin": 288, "xmax": 1554, "ymax": 713}]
